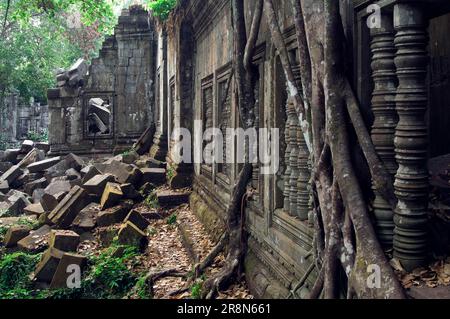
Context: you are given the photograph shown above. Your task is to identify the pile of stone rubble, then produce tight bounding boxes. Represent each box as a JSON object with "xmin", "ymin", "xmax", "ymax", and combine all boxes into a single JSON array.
[{"xmin": 0, "ymin": 139, "xmax": 181, "ymax": 289}]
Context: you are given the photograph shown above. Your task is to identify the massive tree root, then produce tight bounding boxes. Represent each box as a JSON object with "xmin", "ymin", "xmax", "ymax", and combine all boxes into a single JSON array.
[{"xmin": 195, "ymin": 0, "xmax": 405, "ymax": 299}]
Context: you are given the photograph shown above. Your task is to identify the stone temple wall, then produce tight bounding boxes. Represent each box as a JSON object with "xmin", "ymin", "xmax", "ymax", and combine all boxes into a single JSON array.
[{"xmin": 47, "ymin": 5, "xmax": 156, "ymax": 156}]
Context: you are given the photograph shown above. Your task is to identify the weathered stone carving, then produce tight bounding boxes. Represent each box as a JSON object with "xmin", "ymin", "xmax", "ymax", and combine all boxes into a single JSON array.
[
  {"xmin": 393, "ymin": 3, "xmax": 429, "ymax": 270},
  {"xmin": 370, "ymin": 13, "xmax": 398, "ymax": 248}
]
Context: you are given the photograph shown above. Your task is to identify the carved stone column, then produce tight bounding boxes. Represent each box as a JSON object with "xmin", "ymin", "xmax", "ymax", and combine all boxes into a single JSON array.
[
  {"xmin": 393, "ymin": 3, "xmax": 429, "ymax": 271},
  {"xmin": 289, "ymin": 103, "xmax": 300, "ymax": 216},
  {"xmin": 370, "ymin": 13, "xmax": 398, "ymax": 248},
  {"xmin": 283, "ymin": 100, "xmax": 293, "ymax": 213}
]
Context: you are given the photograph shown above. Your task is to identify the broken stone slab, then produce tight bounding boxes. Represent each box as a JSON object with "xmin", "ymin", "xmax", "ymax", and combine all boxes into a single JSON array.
[
  {"xmin": 0, "ymin": 165, "xmax": 23, "ymax": 184},
  {"xmin": 121, "ymin": 150, "xmax": 139, "ymax": 165},
  {"xmin": 3, "ymin": 225, "xmax": 31, "ymax": 248},
  {"xmin": 123, "ymin": 210, "xmax": 149, "ymax": 232},
  {"xmin": 100, "ymin": 182, "xmax": 123, "ymax": 210},
  {"xmin": 0, "ymin": 180, "xmax": 9, "ymax": 194},
  {"xmin": 32, "ymin": 188, "xmax": 46, "ymax": 203},
  {"xmin": 33, "ymin": 247, "xmax": 65, "ymax": 283},
  {"xmin": 96, "ymin": 226, "xmax": 119, "ymax": 247},
  {"xmin": 96, "ymin": 200, "xmax": 133, "ymax": 227},
  {"xmin": 24, "ymin": 203, "xmax": 45, "ymax": 216},
  {"xmin": 48, "ymin": 186, "xmax": 91, "ymax": 229},
  {"xmin": 133, "ymin": 126, "xmax": 155, "ymax": 156},
  {"xmin": 35, "ymin": 142, "xmax": 50, "ymax": 153},
  {"xmin": 7, "ymin": 191, "xmax": 32, "ymax": 216},
  {"xmin": 49, "ymin": 253, "xmax": 87, "ymax": 290},
  {"xmin": 20, "ymin": 140, "xmax": 35, "ymax": 154},
  {"xmin": 71, "ymin": 203, "xmax": 100, "ymax": 232},
  {"xmin": 44, "ymin": 179, "xmax": 72, "ymax": 196},
  {"xmin": 17, "ymin": 225, "xmax": 51, "ymax": 253},
  {"xmin": 157, "ymin": 190, "xmax": 192, "ymax": 207},
  {"xmin": 89, "ymin": 112, "xmax": 109, "ymax": 134},
  {"xmin": 101, "ymin": 161, "xmax": 142, "ymax": 184},
  {"xmin": 135, "ymin": 158, "xmax": 166, "ymax": 169},
  {"xmin": 121, "ymin": 183, "xmax": 142, "ymax": 200},
  {"xmin": 140, "ymin": 168, "xmax": 166, "ymax": 186},
  {"xmin": 4, "ymin": 149, "xmax": 20, "ymax": 163},
  {"xmin": 18, "ymin": 149, "xmax": 45, "ymax": 169},
  {"xmin": 44, "ymin": 154, "xmax": 84, "ymax": 181},
  {"xmin": 28, "ymin": 157, "xmax": 62, "ymax": 173},
  {"xmin": 80, "ymin": 165, "xmax": 101, "ymax": 184},
  {"xmin": 90, "ymin": 104, "xmax": 111, "ymax": 126},
  {"xmin": 40, "ymin": 193, "xmax": 59, "ymax": 213},
  {"xmin": 82, "ymin": 174, "xmax": 115, "ymax": 196},
  {"xmin": 49, "ymin": 230, "xmax": 80, "ymax": 252},
  {"xmin": 68, "ymin": 58, "xmax": 88, "ymax": 77},
  {"xmin": 24, "ymin": 177, "xmax": 48, "ymax": 196},
  {"xmin": 89, "ymin": 98, "xmax": 105, "ymax": 107},
  {"xmin": 65, "ymin": 168, "xmax": 81, "ymax": 181},
  {"xmin": 118, "ymin": 221, "xmax": 148, "ymax": 250},
  {"xmin": 0, "ymin": 162, "xmax": 13, "ymax": 173}
]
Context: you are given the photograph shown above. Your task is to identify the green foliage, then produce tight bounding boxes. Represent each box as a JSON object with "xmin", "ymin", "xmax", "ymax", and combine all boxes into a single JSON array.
[
  {"xmin": 147, "ymin": 0, "xmax": 177, "ymax": 20},
  {"xmin": 27, "ymin": 129, "xmax": 49, "ymax": 142},
  {"xmin": 167, "ymin": 213, "xmax": 177, "ymax": 225},
  {"xmin": 166, "ymin": 165, "xmax": 175, "ymax": 181},
  {"xmin": 0, "ymin": 1, "xmax": 119, "ymax": 103},
  {"xmin": 134, "ymin": 275, "xmax": 152, "ymax": 299},
  {"xmin": 0, "ymin": 252, "xmax": 42, "ymax": 299},
  {"xmin": 190, "ymin": 281, "xmax": 203, "ymax": 299},
  {"xmin": 144, "ymin": 191, "xmax": 159, "ymax": 209}
]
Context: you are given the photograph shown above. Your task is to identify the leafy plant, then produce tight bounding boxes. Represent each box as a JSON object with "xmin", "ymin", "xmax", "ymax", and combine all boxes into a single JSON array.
[
  {"xmin": 27, "ymin": 129, "xmax": 48, "ymax": 142},
  {"xmin": 0, "ymin": 252, "xmax": 42, "ymax": 299},
  {"xmin": 144, "ymin": 191, "xmax": 159, "ymax": 209},
  {"xmin": 146, "ymin": 0, "xmax": 177, "ymax": 20},
  {"xmin": 134, "ymin": 275, "xmax": 152, "ymax": 299},
  {"xmin": 167, "ymin": 213, "xmax": 177, "ymax": 225},
  {"xmin": 166, "ymin": 165, "xmax": 175, "ymax": 181},
  {"xmin": 190, "ymin": 281, "xmax": 203, "ymax": 299}
]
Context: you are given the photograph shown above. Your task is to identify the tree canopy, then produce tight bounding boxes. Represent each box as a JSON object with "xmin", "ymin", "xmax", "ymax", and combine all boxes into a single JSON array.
[
  {"xmin": 146, "ymin": 0, "xmax": 177, "ymax": 20},
  {"xmin": 0, "ymin": 0, "xmax": 119, "ymax": 103}
]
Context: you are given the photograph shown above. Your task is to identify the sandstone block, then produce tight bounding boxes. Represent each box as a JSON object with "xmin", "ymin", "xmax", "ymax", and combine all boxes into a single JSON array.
[
  {"xmin": 49, "ymin": 230, "xmax": 80, "ymax": 252},
  {"xmin": 123, "ymin": 210, "xmax": 149, "ymax": 231},
  {"xmin": 83, "ymin": 174, "xmax": 115, "ymax": 196},
  {"xmin": 48, "ymin": 186, "xmax": 91, "ymax": 229},
  {"xmin": 3, "ymin": 225, "xmax": 31, "ymax": 248},
  {"xmin": 28, "ymin": 157, "xmax": 62, "ymax": 173},
  {"xmin": 100, "ymin": 182, "xmax": 123, "ymax": 209}
]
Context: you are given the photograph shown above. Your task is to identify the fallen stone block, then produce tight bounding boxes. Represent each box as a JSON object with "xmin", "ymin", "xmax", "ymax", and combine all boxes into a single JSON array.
[
  {"xmin": 49, "ymin": 230, "xmax": 80, "ymax": 252},
  {"xmin": 35, "ymin": 142, "xmax": 50, "ymax": 153},
  {"xmin": 0, "ymin": 165, "xmax": 23, "ymax": 184},
  {"xmin": 49, "ymin": 253, "xmax": 87, "ymax": 289},
  {"xmin": 96, "ymin": 226, "xmax": 119, "ymax": 247},
  {"xmin": 28, "ymin": 157, "xmax": 62, "ymax": 173},
  {"xmin": 97, "ymin": 200, "xmax": 133, "ymax": 227},
  {"xmin": 121, "ymin": 183, "xmax": 142, "ymax": 200},
  {"xmin": 32, "ymin": 188, "xmax": 45, "ymax": 203},
  {"xmin": 0, "ymin": 180, "xmax": 9, "ymax": 194},
  {"xmin": 118, "ymin": 221, "xmax": 148, "ymax": 249},
  {"xmin": 65, "ymin": 153, "xmax": 85, "ymax": 171},
  {"xmin": 157, "ymin": 190, "xmax": 192, "ymax": 207},
  {"xmin": 133, "ymin": 126, "xmax": 155, "ymax": 156},
  {"xmin": 20, "ymin": 140, "xmax": 35, "ymax": 154},
  {"xmin": 45, "ymin": 180, "xmax": 72, "ymax": 196},
  {"xmin": 123, "ymin": 210, "xmax": 149, "ymax": 231},
  {"xmin": 3, "ymin": 225, "xmax": 31, "ymax": 248},
  {"xmin": 100, "ymin": 182, "xmax": 123, "ymax": 209},
  {"xmin": 17, "ymin": 225, "xmax": 51, "ymax": 253},
  {"xmin": 90, "ymin": 104, "xmax": 111, "ymax": 126},
  {"xmin": 65, "ymin": 168, "xmax": 81, "ymax": 181},
  {"xmin": 24, "ymin": 177, "xmax": 48, "ymax": 196},
  {"xmin": 140, "ymin": 168, "xmax": 166, "ymax": 186},
  {"xmin": 71, "ymin": 203, "xmax": 100, "ymax": 232},
  {"xmin": 18, "ymin": 149, "xmax": 45, "ymax": 169},
  {"xmin": 24, "ymin": 203, "xmax": 45, "ymax": 216},
  {"xmin": 121, "ymin": 150, "xmax": 139, "ymax": 165},
  {"xmin": 0, "ymin": 162, "xmax": 13, "ymax": 173},
  {"xmin": 4, "ymin": 149, "xmax": 20, "ymax": 163},
  {"xmin": 48, "ymin": 186, "xmax": 91, "ymax": 229},
  {"xmin": 40, "ymin": 193, "xmax": 59, "ymax": 213},
  {"xmin": 89, "ymin": 113, "xmax": 109, "ymax": 134},
  {"xmin": 136, "ymin": 158, "xmax": 166, "ymax": 169},
  {"xmin": 102, "ymin": 161, "xmax": 142, "ymax": 184},
  {"xmin": 80, "ymin": 165, "xmax": 101, "ymax": 184},
  {"xmin": 33, "ymin": 247, "xmax": 65, "ymax": 283},
  {"xmin": 82, "ymin": 174, "xmax": 115, "ymax": 196},
  {"xmin": 7, "ymin": 191, "xmax": 31, "ymax": 216}
]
